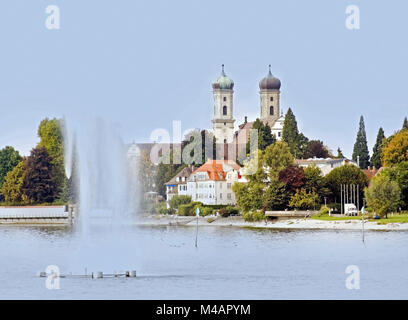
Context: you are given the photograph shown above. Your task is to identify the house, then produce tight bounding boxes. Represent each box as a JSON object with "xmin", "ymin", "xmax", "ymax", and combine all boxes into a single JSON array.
[
  {"xmin": 187, "ymin": 159, "xmax": 242, "ymax": 205},
  {"xmin": 294, "ymin": 158, "xmax": 358, "ymax": 176},
  {"xmin": 165, "ymin": 165, "xmax": 197, "ymax": 206}
]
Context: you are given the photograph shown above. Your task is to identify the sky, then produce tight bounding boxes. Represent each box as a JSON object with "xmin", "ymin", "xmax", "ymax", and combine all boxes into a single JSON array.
[{"xmin": 0, "ymin": 0, "xmax": 407, "ymax": 158}]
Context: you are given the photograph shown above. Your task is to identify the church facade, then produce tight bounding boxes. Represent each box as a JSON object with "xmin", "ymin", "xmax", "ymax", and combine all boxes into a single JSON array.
[{"xmin": 211, "ymin": 65, "xmax": 285, "ymax": 145}]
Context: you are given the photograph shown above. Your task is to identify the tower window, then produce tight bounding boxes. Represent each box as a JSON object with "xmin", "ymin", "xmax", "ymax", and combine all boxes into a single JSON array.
[
  {"xmin": 223, "ymin": 106, "xmax": 227, "ymax": 115},
  {"xmin": 224, "ymin": 139, "xmax": 227, "ymax": 144},
  {"xmin": 270, "ymin": 106, "xmax": 274, "ymax": 115},
  {"xmin": 270, "ymin": 97, "xmax": 274, "ymax": 101},
  {"xmin": 223, "ymin": 97, "xmax": 227, "ymax": 102}
]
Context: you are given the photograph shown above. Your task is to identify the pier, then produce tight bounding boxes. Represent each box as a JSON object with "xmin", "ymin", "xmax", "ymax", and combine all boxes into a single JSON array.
[{"xmin": 0, "ymin": 205, "xmax": 76, "ymax": 225}]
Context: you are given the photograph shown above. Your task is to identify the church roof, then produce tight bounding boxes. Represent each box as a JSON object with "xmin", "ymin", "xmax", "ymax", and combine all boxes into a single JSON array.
[{"xmin": 212, "ymin": 65, "xmax": 234, "ymax": 90}]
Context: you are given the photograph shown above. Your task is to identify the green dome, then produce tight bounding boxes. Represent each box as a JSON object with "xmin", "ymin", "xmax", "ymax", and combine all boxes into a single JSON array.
[{"xmin": 212, "ymin": 65, "xmax": 234, "ymax": 90}]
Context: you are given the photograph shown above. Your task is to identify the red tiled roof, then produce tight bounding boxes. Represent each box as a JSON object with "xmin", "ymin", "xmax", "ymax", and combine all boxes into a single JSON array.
[{"xmin": 192, "ymin": 159, "xmax": 241, "ymax": 181}]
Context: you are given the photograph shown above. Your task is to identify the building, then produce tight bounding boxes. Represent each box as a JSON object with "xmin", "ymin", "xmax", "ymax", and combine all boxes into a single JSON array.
[
  {"xmin": 212, "ymin": 65, "xmax": 286, "ymax": 147},
  {"xmin": 187, "ymin": 159, "xmax": 242, "ymax": 205},
  {"xmin": 165, "ymin": 166, "xmax": 197, "ymax": 205},
  {"xmin": 294, "ymin": 158, "xmax": 358, "ymax": 176}
]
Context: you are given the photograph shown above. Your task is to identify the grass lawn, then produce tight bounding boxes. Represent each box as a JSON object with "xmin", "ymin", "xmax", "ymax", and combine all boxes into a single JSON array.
[{"xmin": 312, "ymin": 213, "xmax": 408, "ymax": 224}]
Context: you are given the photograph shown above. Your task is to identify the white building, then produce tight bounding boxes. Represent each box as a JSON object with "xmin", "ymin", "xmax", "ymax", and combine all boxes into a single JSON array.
[
  {"xmin": 187, "ymin": 159, "xmax": 243, "ymax": 205},
  {"xmin": 295, "ymin": 158, "xmax": 358, "ymax": 176},
  {"xmin": 165, "ymin": 166, "xmax": 197, "ymax": 206}
]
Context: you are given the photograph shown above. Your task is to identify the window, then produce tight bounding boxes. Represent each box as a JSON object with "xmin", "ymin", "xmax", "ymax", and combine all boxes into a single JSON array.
[
  {"xmin": 270, "ymin": 106, "xmax": 274, "ymax": 115},
  {"xmin": 227, "ymin": 193, "xmax": 232, "ymax": 200},
  {"xmin": 220, "ymin": 193, "xmax": 222, "ymax": 199},
  {"xmin": 227, "ymin": 183, "xmax": 231, "ymax": 189},
  {"xmin": 223, "ymin": 97, "xmax": 227, "ymax": 102},
  {"xmin": 278, "ymin": 132, "xmax": 281, "ymax": 137},
  {"xmin": 223, "ymin": 106, "xmax": 227, "ymax": 115},
  {"xmin": 270, "ymin": 97, "xmax": 274, "ymax": 102},
  {"xmin": 176, "ymin": 177, "xmax": 179, "ymax": 182},
  {"xmin": 224, "ymin": 139, "xmax": 227, "ymax": 144}
]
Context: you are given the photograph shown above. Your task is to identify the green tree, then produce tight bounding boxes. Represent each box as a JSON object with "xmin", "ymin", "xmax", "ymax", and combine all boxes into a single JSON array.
[
  {"xmin": 37, "ymin": 118, "xmax": 66, "ymax": 198},
  {"xmin": 282, "ymin": 108, "xmax": 300, "ymax": 157},
  {"xmin": 0, "ymin": 146, "xmax": 22, "ymax": 189},
  {"xmin": 403, "ymin": 117, "xmax": 408, "ymax": 130},
  {"xmin": 0, "ymin": 161, "xmax": 26, "ymax": 204},
  {"xmin": 381, "ymin": 130, "xmax": 408, "ymax": 167},
  {"xmin": 232, "ymin": 182, "xmax": 264, "ymax": 213},
  {"xmin": 304, "ymin": 165, "xmax": 330, "ymax": 201},
  {"xmin": 246, "ymin": 118, "xmax": 275, "ymax": 153},
  {"xmin": 371, "ymin": 127, "xmax": 385, "ymax": 169},
  {"xmin": 289, "ymin": 189, "xmax": 319, "ymax": 210},
  {"xmin": 336, "ymin": 147, "xmax": 345, "ymax": 158},
  {"xmin": 365, "ymin": 174, "xmax": 401, "ymax": 218},
  {"xmin": 262, "ymin": 181, "xmax": 288, "ymax": 210},
  {"xmin": 352, "ymin": 115, "xmax": 370, "ymax": 169},
  {"xmin": 155, "ymin": 150, "xmax": 186, "ymax": 197},
  {"xmin": 380, "ymin": 162, "xmax": 408, "ymax": 209},
  {"xmin": 21, "ymin": 147, "xmax": 58, "ymax": 203},
  {"xmin": 325, "ymin": 164, "xmax": 368, "ymax": 205},
  {"xmin": 263, "ymin": 141, "xmax": 294, "ymax": 179}
]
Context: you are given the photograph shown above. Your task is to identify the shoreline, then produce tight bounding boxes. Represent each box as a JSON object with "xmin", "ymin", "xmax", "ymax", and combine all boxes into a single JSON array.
[{"xmin": 136, "ymin": 215, "xmax": 408, "ymax": 231}]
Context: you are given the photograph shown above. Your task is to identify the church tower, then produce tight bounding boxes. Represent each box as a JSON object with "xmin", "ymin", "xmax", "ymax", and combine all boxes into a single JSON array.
[
  {"xmin": 212, "ymin": 65, "xmax": 235, "ymax": 143},
  {"xmin": 259, "ymin": 65, "xmax": 281, "ymax": 127}
]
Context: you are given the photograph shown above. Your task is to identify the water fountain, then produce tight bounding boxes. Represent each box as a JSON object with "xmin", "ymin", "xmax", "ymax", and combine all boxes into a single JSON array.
[{"xmin": 50, "ymin": 115, "xmax": 142, "ymax": 278}]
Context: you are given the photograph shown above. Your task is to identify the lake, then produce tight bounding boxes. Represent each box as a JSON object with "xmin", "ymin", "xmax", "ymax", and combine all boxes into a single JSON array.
[{"xmin": 0, "ymin": 224, "xmax": 407, "ymax": 299}]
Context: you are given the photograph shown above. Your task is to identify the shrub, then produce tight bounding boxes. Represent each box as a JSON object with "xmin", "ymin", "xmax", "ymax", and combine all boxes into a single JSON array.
[
  {"xmin": 178, "ymin": 201, "xmax": 202, "ymax": 216},
  {"xmin": 315, "ymin": 206, "xmax": 329, "ymax": 217},
  {"xmin": 219, "ymin": 206, "xmax": 240, "ymax": 217},
  {"xmin": 200, "ymin": 207, "xmax": 214, "ymax": 217},
  {"xmin": 169, "ymin": 195, "xmax": 192, "ymax": 211},
  {"xmin": 243, "ymin": 210, "xmax": 265, "ymax": 222}
]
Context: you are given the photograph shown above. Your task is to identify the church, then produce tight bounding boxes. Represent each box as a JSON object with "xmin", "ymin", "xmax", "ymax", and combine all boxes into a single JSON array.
[{"xmin": 211, "ymin": 64, "xmax": 285, "ymax": 145}]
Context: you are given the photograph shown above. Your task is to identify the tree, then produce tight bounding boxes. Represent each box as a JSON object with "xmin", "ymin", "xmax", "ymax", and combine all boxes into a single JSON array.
[
  {"xmin": 262, "ymin": 182, "xmax": 288, "ymax": 210},
  {"xmin": 352, "ymin": 116, "xmax": 370, "ymax": 169},
  {"xmin": 282, "ymin": 108, "xmax": 301, "ymax": 157},
  {"xmin": 371, "ymin": 127, "xmax": 385, "ymax": 169},
  {"xmin": 0, "ymin": 161, "xmax": 26, "ymax": 204},
  {"xmin": 139, "ymin": 149, "xmax": 156, "ymax": 195},
  {"xmin": 403, "ymin": 117, "xmax": 408, "ymax": 130},
  {"xmin": 37, "ymin": 118, "xmax": 66, "ymax": 198},
  {"xmin": 278, "ymin": 165, "xmax": 305, "ymax": 193},
  {"xmin": 304, "ymin": 140, "xmax": 329, "ymax": 159},
  {"xmin": 233, "ymin": 182, "xmax": 264, "ymax": 213},
  {"xmin": 0, "ymin": 146, "xmax": 22, "ymax": 189},
  {"xmin": 336, "ymin": 147, "xmax": 345, "ymax": 159},
  {"xmin": 289, "ymin": 189, "xmax": 319, "ymax": 210},
  {"xmin": 263, "ymin": 141, "xmax": 294, "ymax": 179},
  {"xmin": 304, "ymin": 165, "xmax": 330, "ymax": 201},
  {"xmin": 155, "ymin": 150, "xmax": 186, "ymax": 197},
  {"xmin": 365, "ymin": 174, "xmax": 401, "ymax": 218},
  {"xmin": 325, "ymin": 164, "xmax": 368, "ymax": 205},
  {"xmin": 246, "ymin": 118, "xmax": 275, "ymax": 153},
  {"xmin": 380, "ymin": 162, "xmax": 408, "ymax": 209},
  {"xmin": 182, "ymin": 129, "xmax": 216, "ymax": 165},
  {"xmin": 382, "ymin": 130, "xmax": 408, "ymax": 167},
  {"xmin": 21, "ymin": 147, "xmax": 58, "ymax": 203}
]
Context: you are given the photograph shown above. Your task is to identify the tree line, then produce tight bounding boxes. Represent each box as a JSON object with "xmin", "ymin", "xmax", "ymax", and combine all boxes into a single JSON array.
[{"xmin": 0, "ymin": 118, "xmax": 78, "ymax": 205}]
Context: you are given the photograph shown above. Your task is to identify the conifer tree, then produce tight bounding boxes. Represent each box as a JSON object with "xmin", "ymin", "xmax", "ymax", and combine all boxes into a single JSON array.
[
  {"xmin": 336, "ymin": 147, "xmax": 345, "ymax": 158},
  {"xmin": 371, "ymin": 127, "xmax": 385, "ymax": 169},
  {"xmin": 282, "ymin": 108, "xmax": 301, "ymax": 157},
  {"xmin": 403, "ymin": 117, "xmax": 408, "ymax": 130},
  {"xmin": 352, "ymin": 115, "xmax": 370, "ymax": 169}
]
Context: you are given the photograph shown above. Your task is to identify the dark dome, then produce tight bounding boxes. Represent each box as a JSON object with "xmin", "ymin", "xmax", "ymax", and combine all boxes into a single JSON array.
[{"xmin": 259, "ymin": 65, "xmax": 281, "ymax": 90}]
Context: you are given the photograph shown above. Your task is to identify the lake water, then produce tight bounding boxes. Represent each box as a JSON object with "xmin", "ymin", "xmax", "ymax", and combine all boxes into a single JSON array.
[{"xmin": 0, "ymin": 224, "xmax": 407, "ymax": 299}]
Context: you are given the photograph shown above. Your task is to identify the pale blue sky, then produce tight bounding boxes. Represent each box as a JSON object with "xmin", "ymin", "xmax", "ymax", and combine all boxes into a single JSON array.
[{"xmin": 0, "ymin": 0, "xmax": 407, "ymax": 157}]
